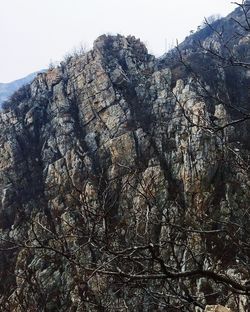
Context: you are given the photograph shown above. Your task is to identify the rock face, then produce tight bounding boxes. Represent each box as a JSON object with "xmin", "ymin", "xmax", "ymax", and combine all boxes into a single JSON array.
[
  {"xmin": 205, "ymin": 305, "xmax": 232, "ymax": 312},
  {"xmin": 0, "ymin": 6, "xmax": 250, "ymax": 312}
]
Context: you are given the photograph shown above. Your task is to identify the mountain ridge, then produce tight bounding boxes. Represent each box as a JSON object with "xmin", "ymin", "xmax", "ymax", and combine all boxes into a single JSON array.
[{"xmin": 0, "ymin": 4, "xmax": 250, "ymax": 311}]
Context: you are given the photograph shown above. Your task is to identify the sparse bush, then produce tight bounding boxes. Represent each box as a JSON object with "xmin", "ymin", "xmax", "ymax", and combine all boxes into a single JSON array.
[{"xmin": 62, "ymin": 42, "xmax": 88, "ymax": 65}]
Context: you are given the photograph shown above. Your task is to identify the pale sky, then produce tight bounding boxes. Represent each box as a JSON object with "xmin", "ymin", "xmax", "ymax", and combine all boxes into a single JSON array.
[{"xmin": 0, "ymin": 0, "xmax": 234, "ymax": 83}]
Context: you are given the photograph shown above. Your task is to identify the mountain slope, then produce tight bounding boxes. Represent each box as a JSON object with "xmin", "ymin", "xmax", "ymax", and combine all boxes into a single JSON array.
[
  {"xmin": 0, "ymin": 71, "xmax": 43, "ymax": 106},
  {"xmin": 0, "ymin": 4, "xmax": 250, "ymax": 312}
]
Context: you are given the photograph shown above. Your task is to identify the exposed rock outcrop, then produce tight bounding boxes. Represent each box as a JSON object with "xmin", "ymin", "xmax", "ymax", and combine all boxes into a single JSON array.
[
  {"xmin": 0, "ymin": 5, "xmax": 250, "ymax": 312},
  {"xmin": 205, "ymin": 305, "xmax": 232, "ymax": 312}
]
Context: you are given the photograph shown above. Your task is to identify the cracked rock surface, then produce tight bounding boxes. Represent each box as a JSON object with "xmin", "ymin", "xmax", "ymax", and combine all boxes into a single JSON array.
[{"xmin": 0, "ymin": 22, "xmax": 250, "ymax": 312}]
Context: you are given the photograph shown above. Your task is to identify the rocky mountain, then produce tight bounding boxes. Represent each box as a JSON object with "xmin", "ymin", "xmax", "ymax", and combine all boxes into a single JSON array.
[
  {"xmin": 1, "ymin": 3, "xmax": 250, "ymax": 312},
  {"xmin": 0, "ymin": 71, "xmax": 43, "ymax": 107}
]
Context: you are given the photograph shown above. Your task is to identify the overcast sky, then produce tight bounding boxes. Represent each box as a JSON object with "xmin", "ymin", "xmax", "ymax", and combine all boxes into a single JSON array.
[{"xmin": 0, "ymin": 0, "xmax": 234, "ymax": 83}]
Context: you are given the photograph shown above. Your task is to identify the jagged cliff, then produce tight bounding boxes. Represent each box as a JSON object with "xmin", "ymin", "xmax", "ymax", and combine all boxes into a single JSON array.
[{"xmin": 1, "ymin": 4, "xmax": 250, "ymax": 312}]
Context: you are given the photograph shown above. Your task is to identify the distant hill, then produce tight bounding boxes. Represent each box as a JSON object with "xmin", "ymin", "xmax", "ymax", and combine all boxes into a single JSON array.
[{"xmin": 0, "ymin": 71, "xmax": 44, "ymax": 106}]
